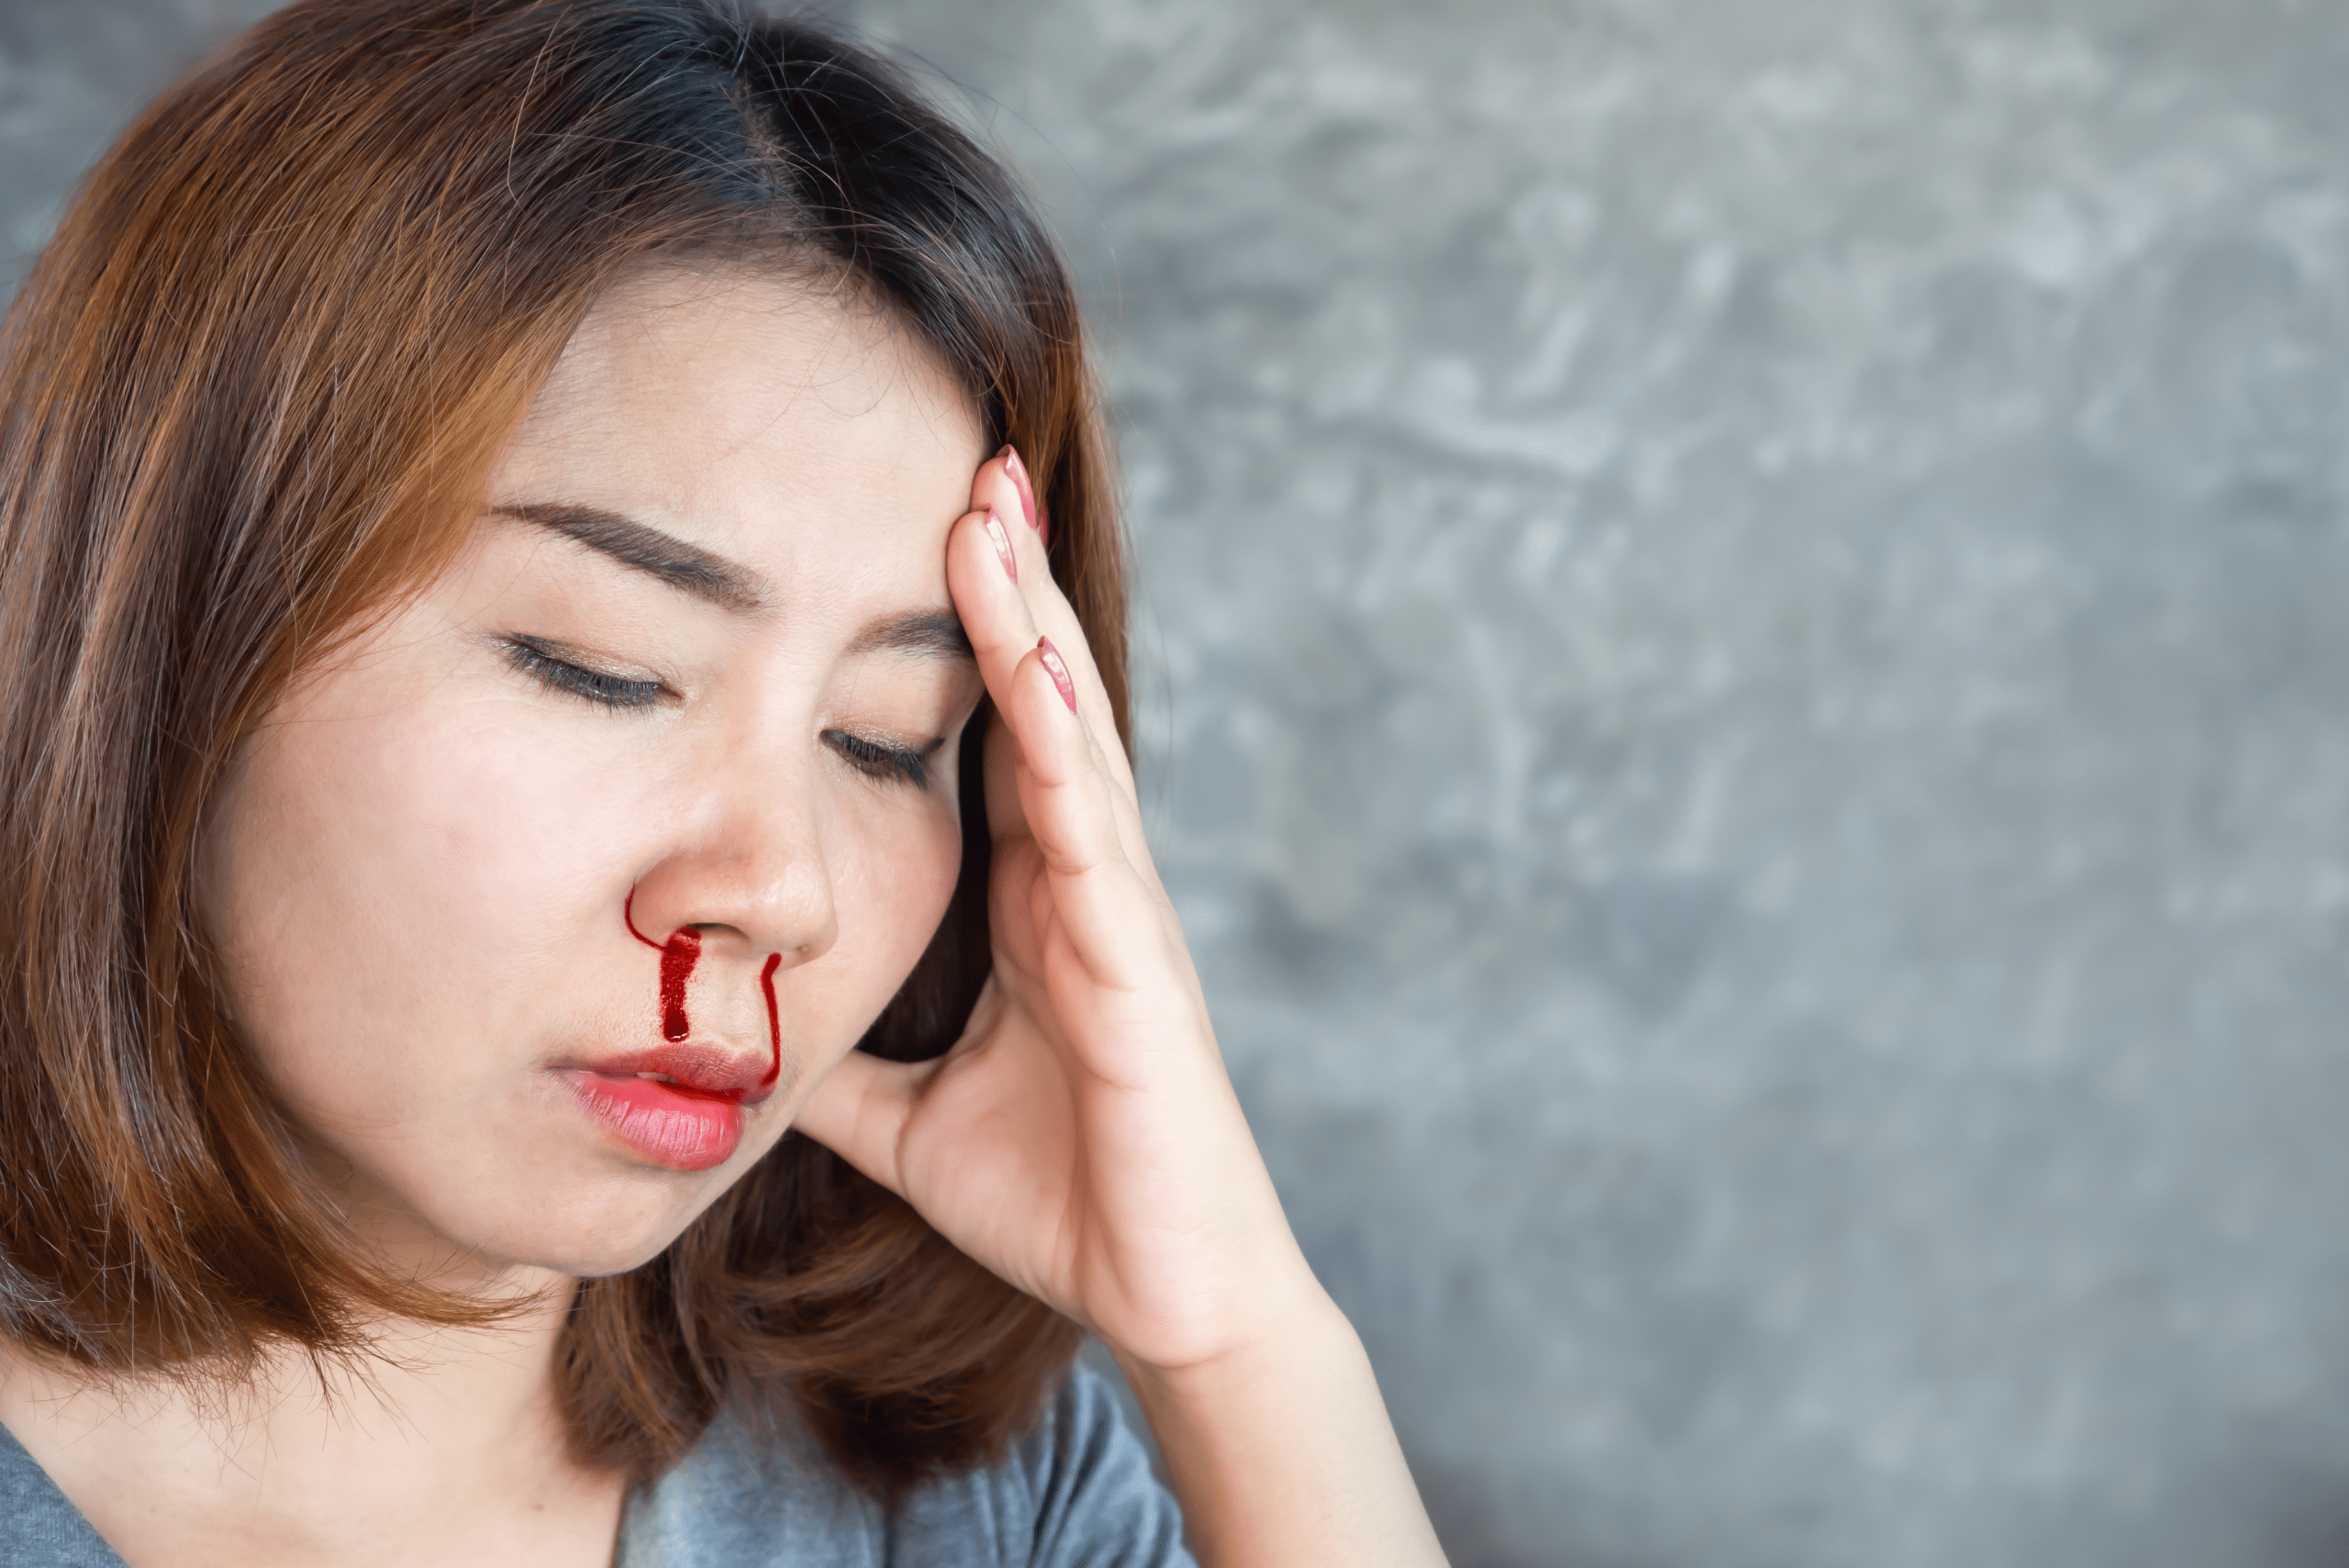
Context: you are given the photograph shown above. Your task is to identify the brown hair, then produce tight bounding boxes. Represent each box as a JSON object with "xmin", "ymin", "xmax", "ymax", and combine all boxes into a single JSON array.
[{"xmin": 0, "ymin": 0, "xmax": 1123, "ymax": 1495}]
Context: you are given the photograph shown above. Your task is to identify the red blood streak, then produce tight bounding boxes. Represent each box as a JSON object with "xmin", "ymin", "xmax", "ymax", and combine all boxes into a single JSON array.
[
  {"xmin": 655, "ymin": 933, "xmax": 701, "ymax": 1042},
  {"xmin": 623, "ymin": 890, "xmax": 702, "ymax": 1043},
  {"xmin": 623, "ymin": 891, "xmax": 784, "ymax": 1062},
  {"xmin": 759, "ymin": 952, "xmax": 782, "ymax": 1086}
]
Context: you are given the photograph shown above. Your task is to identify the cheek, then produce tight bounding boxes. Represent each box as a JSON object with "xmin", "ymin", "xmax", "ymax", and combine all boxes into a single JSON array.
[
  {"xmin": 202, "ymin": 676, "xmax": 641, "ymax": 1116},
  {"xmin": 813, "ymin": 791, "xmax": 969, "ymax": 1040}
]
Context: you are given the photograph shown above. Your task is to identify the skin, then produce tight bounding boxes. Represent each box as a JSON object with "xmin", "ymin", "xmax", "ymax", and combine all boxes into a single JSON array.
[{"xmin": 0, "ymin": 268, "xmax": 1446, "ymax": 1566}]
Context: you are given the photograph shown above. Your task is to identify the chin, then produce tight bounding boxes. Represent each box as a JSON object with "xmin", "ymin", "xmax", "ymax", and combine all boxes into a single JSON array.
[{"xmin": 408, "ymin": 1157, "xmax": 756, "ymax": 1281}]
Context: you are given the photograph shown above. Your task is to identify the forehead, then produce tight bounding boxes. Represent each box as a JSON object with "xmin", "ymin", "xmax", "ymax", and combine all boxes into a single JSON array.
[{"xmin": 495, "ymin": 265, "xmax": 985, "ymax": 587}]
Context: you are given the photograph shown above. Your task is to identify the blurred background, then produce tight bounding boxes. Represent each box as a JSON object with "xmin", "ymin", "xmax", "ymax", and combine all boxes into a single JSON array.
[{"xmin": 12, "ymin": 1, "xmax": 2349, "ymax": 1562}]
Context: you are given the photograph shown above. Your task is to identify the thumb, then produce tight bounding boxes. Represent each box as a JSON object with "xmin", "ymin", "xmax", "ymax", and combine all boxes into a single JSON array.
[{"xmin": 791, "ymin": 1049, "xmax": 931, "ymax": 1197}]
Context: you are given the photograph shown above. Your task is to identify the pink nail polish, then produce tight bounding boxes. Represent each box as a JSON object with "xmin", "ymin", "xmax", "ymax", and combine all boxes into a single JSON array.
[
  {"xmin": 1037, "ymin": 636, "xmax": 1076, "ymax": 713},
  {"xmin": 1037, "ymin": 503, "xmax": 1051, "ymax": 551},
  {"xmin": 985, "ymin": 507, "xmax": 1017, "ymax": 584},
  {"xmin": 999, "ymin": 444, "xmax": 1039, "ymax": 532}
]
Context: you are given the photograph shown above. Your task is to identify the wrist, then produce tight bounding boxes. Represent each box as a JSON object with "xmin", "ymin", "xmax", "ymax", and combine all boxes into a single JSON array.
[
  {"xmin": 1098, "ymin": 1225, "xmax": 1342, "ymax": 1382},
  {"xmin": 1105, "ymin": 1287, "xmax": 1448, "ymax": 1568},
  {"xmin": 1109, "ymin": 1274, "xmax": 1354, "ymax": 1404}
]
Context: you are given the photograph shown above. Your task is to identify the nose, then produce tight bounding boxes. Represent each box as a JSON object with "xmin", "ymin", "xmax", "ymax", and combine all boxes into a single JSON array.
[{"xmin": 622, "ymin": 742, "xmax": 841, "ymax": 976}]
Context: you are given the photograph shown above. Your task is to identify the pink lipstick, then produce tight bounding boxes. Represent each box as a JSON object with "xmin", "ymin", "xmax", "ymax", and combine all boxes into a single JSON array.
[{"xmin": 562, "ymin": 1045, "xmax": 775, "ymax": 1172}]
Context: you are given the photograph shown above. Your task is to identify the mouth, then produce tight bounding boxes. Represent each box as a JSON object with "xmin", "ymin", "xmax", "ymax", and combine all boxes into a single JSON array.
[{"xmin": 558, "ymin": 1046, "xmax": 777, "ymax": 1173}]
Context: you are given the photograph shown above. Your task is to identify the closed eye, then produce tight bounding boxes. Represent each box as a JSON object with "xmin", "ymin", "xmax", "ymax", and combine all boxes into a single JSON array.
[
  {"xmin": 825, "ymin": 728, "xmax": 939, "ymax": 789},
  {"xmin": 499, "ymin": 635, "xmax": 663, "ymax": 709},
  {"xmin": 498, "ymin": 634, "xmax": 938, "ymax": 784}
]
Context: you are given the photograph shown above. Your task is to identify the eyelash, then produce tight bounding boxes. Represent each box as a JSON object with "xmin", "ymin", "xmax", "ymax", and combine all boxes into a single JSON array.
[
  {"xmin": 499, "ymin": 636, "xmax": 938, "ymax": 789},
  {"xmin": 825, "ymin": 728, "xmax": 935, "ymax": 790},
  {"xmin": 502, "ymin": 636, "xmax": 663, "ymax": 709}
]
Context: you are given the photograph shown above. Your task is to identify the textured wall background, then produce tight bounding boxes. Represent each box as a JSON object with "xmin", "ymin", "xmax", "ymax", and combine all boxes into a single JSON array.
[{"xmin": 12, "ymin": 2, "xmax": 2349, "ymax": 1564}]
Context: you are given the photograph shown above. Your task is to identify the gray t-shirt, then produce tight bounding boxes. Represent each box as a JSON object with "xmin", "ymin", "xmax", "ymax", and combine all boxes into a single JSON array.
[{"xmin": 0, "ymin": 1364, "xmax": 1194, "ymax": 1566}]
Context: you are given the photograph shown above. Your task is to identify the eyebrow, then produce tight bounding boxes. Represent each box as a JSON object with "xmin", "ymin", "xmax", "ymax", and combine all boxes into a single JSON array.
[
  {"xmin": 849, "ymin": 609, "xmax": 975, "ymax": 663},
  {"xmin": 492, "ymin": 502, "xmax": 767, "ymax": 612},
  {"xmin": 492, "ymin": 499, "xmax": 974, "ymax": 663}
]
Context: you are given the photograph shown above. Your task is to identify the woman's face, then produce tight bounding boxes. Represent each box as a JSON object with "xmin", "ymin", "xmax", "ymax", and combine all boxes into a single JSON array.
[{"xmin": 200, "ymin": 268, "xmax": 986, "ymax": 1278}]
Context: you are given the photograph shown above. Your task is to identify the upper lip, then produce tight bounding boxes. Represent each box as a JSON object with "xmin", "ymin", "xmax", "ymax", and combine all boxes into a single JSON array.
[{"xmin": 568, "ymin": 1045, "xmax": 777, "ymax": 1106}]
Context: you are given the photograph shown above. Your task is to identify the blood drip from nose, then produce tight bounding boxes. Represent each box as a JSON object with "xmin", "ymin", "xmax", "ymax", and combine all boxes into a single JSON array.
[
  {"xmin": 759, "ymin": 952, "xmax": 782, "ymax": 1086},
  {"xmin": 655, "ymin": 931, "xmax": 701, "ymax": 1042},
  {"xmin": 624, "ymin": 890, "xmax": 703, "ymax": 1043},
  {"xmin": 625, "ymin": 892, "xmax": 784, "ymax": 1065}
]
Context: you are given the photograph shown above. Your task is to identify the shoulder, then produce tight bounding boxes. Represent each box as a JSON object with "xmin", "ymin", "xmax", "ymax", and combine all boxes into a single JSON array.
[{"xmin": 617, "ymin": 1360, "xmax": 1194, "ymax": 1568}]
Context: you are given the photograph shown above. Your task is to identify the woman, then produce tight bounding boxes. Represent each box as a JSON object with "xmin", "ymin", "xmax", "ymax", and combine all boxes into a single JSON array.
[{"xmin": 0, "ymin": 1, "xmax": 1445, "ymax": 1563}]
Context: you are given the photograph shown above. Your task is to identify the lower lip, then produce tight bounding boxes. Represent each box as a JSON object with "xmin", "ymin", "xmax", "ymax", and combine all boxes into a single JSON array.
[{"xmin": 563, "ymin": 1072, "xmax": 744, "ymax": 1172}]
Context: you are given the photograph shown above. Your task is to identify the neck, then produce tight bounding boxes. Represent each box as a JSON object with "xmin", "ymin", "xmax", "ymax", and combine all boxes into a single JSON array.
[{"xmin": 0, "ymin": 1270, "xmax": 627, "ymax": 1568}]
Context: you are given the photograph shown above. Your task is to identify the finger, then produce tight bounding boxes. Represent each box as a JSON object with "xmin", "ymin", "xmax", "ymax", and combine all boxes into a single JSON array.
[
  {"xmin": 947, "ymin": 468, "xmax": 1134, "ymax": 799},
  {"xmin": 974, "ymin": 445, "xmax": 1043, "ymax": 545},
  {"xmin": 791, "ymin": 1049, "xmax": 933, "ymax": 1198},
  {"xmin": 948, "ymin": 510, "xmax": 1153, "ymax": 875},
  {"xmin": 948, "ymin": 506, "xmax": 1052, "ymax": 843},
  {"xmin": 967, "ymin": 452, "xmax": 1131, "ymax": 785},
  {"xmin": 998, "ymin": 630, "xmax": 1183, "ymax": 997}
]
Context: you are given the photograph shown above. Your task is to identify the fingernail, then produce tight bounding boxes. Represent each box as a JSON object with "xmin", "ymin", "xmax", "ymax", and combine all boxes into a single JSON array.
[
  {"xmin": 1037, "ymin": 636, "xmax": 1076, "ymax": 713},
  {"xmin": 999, "ymin": 444, "xmax": 1039, "ymax": 532},
  {"xmin": 1037, "ymin": 503, "xmax": 1051, "ymax": 551},
  {"xmin": 985, "ymin": 506, "xmax": 1017, "ymax": 584}
]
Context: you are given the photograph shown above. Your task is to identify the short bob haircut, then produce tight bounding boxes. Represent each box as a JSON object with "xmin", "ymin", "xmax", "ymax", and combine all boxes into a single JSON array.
[{"xmin": 0, "ymin": 0, "xmax": 1126, "ymax": 1495}]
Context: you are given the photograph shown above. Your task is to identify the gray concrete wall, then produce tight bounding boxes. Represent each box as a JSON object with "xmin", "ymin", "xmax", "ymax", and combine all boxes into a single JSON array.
[{"xmin": 13, "ymin": 2, "xmax": 2349, "ymax": 1563}]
